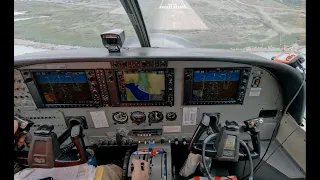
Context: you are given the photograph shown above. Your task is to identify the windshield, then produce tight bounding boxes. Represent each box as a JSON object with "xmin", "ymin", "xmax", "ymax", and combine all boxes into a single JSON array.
[
  {"xmin": 15, "ymin": 0, "xmax": 305, "ymax": 51},
  {"xmin": 139, "ymin": 0, "xmax": 305, "ymax": 50},
  {"xmin": 14, "ymin": 0, "xmax": 137, "ymax": 54}
]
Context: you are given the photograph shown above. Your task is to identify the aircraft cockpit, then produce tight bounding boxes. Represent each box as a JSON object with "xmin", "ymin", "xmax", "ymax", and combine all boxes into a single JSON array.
[
  {"xmin": 13, "ymin": 0, "xmax": 306, "ymax": 178},
  {"xmin": 14, "ymin": 26, "xmax": 305, "ymax": 180}
]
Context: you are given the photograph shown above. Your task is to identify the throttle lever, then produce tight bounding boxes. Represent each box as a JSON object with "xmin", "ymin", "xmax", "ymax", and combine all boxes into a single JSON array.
[
  {"xmin": 116, "ymin": 132, "xmax": 123, "ymax": 146},
  {"xmin": 70, "ymin": 125, "xmax": 87, "ymax": 162}
]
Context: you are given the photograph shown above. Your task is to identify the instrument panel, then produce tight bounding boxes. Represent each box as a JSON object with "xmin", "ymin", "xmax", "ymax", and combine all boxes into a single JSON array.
[
  {"xmin": 20, "ymin": 61, "xmax": 174, "ymax": 108},
  {"xmin": 20, "ymin": 65, "xmax": 251, "ymax": 108},
  {"xmin": 14, "ymin": 60, "xmax": 283, "ymax": 146}
]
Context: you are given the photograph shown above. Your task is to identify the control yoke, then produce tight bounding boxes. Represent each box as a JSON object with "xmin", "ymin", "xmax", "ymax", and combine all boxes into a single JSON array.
[
  {"xmin": 189, "ymin": 113, "xmax": 262, "ymax": 161},
  {"xmin": 188, "ymin": 113, "xmax": 221, "ymax": 151},
  {"xmin": 28, "ymin": 118, "xmax": 88, "ymax": 168}
]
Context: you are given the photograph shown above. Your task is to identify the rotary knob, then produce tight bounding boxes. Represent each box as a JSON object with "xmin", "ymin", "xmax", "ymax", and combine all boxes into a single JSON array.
[
  {"xmin": 182, "ymin": 138, "xmax": 187, "ymax": 145},
  {"xmin": 128, "ymin": 139, "xmax": 134, "ymax": 144},
  {"xmin": 174, "ymin": 138, "xmax": 179, "ymax": 145}
]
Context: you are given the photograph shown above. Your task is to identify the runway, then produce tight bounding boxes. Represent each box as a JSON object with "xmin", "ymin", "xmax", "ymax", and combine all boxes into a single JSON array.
[{"xmin": 150, "ymin": 0, "xmax": 208, "ymax": 30}]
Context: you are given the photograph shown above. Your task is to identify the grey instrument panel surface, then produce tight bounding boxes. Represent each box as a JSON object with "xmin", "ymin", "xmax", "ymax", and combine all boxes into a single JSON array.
[{"xmin": 14, "ymin": 61, "xmax": 283, "ymax": 145}]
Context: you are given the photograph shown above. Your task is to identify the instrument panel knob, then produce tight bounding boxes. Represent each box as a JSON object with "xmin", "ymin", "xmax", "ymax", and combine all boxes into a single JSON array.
[
  {"xmin": 111, "ymin": 139, "xmax": 116, "ymax": 145},
  {"xmin": 122, "ymin": 139, "xmax": 127, "ymax": 145},
  {"xmin": 174, "ymin": 138, "xmax": 179, "ymax": 145},
  {"xmin": 182, "ymin": 138, "xmax": 187, "ymax": 145},
  {"xmin": 242, "ymin": 72, "xmax": 249, "ymax": 79},
  {"xmin": 128, "ymin": 139, "xmax": 134, "ymax": 144}
]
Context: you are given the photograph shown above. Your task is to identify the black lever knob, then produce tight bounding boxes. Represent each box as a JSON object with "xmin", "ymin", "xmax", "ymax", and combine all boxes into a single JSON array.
[
  {"xmin": 174, "ymin": 138, "xmax": 179, "ymax": 145},
  {"xmin": 34, "ymin": 125, "xmax": 54, "ymax": 135},
  {"xmin": 225, "ymin": 120, "xmax": 238, "ymax": 126},
  {"xmin": 225, "ymin": 120, "xmax": 239, "ymax": 131},
  {"xmin": 182, "ymin": 138, "xmax": 187, "ymax": 145},
  {"xmin": 116, "ymin": 132, "xmax": 123, "ymax": 146}
]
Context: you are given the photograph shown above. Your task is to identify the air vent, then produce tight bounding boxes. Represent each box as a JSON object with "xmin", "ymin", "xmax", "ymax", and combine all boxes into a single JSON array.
[{"xmin": 259, "ymin": 110, "xmax": 278, "ymax": 118}]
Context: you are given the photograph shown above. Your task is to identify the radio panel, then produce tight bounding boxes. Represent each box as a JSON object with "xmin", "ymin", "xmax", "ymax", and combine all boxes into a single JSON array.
[
  {"xmin": 183, "ymin": 67, "xmax": 251, "ymax": 105},
  {"xmin": 111, "ymin": 60, "xmax": 168, "ymax": 69}
]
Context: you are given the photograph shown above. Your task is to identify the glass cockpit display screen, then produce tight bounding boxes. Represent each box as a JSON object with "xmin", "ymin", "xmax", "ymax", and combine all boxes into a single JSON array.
[
  {"xmin": 33, "ymin": 71, "xmax": 92, "ymax": 104},
  {"xmin": 192, "ymin": 70, "xmax": 240, "ymax": 101},
  {"xmin": 116, "ymin": 70, "xmax": 166, "ymax": 102}
]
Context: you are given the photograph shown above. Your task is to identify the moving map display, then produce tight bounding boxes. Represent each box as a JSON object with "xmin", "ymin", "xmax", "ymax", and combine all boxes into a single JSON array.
[
  {"xmin": 116, "ymin": 70, "xmax": 166, "ymax": 102},
  {"xmin": 33, "ymin": 71, "xmax": 92, "ymax": 104},
  {"xmin": 192, "ymin": 70, "xmax": 240, "ymax": 101}
]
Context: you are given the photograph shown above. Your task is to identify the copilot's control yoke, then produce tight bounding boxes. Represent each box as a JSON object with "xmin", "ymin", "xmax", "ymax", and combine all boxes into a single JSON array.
[
  {"xmin": 28, "ymin": 119, "xmax": 88, "ymax": 168},
  {"xmin": 189, "ymin": 113, "xmax": 263, "ymax": 161}
]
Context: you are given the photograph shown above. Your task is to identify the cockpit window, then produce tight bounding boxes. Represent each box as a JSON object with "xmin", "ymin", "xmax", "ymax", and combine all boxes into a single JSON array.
[
  {"xmin": 15, "ymin": 0, "xmax": 305, "ymax": 52},
  {"xmin": 138, "ymin": 0, "xmax": 305, "ymax": 50},
  {"xmin": 14, "ymin": 0, "xmax": 137, "ymax": 55}
]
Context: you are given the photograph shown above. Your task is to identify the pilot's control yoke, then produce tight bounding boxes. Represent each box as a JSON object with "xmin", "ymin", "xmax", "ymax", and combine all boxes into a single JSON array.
[
  {"xmin": 189, "ymin": 114, "xmax": 262, "ymax": 161},
  {"xmin": 188, "ymin": 114, "xmax": 263, "ymax": 179},
  {"xmin": 28, "ymin": 118, "xmax": 88, "ymax": 168}
]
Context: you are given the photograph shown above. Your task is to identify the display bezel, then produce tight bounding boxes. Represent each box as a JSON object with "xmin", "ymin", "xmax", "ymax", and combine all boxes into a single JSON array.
[
  {"xmin": 30, "ymin": 69, "xmax": 95, "ymax": 107},
  {"xmin": 183, "ymin": 67, "xmax": 250, "ymax": 105},
  {"xmin": 115, "ymin": 69, "xmax": 167, "ymax": 103},
  {"xmin": 112, "ymin": 68, "xmax": 174, "ymax": 106}
]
